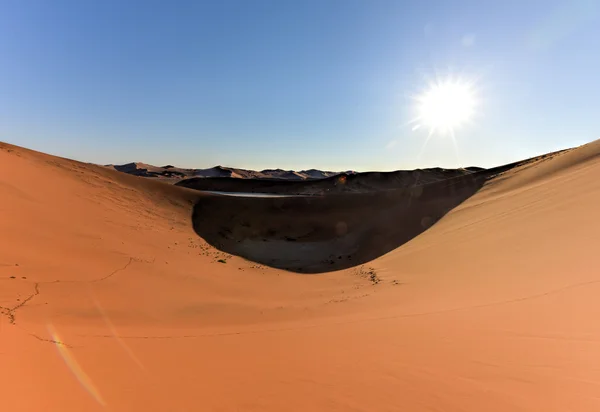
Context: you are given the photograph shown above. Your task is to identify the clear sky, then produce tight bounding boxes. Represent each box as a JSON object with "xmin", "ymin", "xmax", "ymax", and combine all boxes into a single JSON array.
[{"xmin": 1, "ymin": 0, "xmax": 599, "ymax": 171}]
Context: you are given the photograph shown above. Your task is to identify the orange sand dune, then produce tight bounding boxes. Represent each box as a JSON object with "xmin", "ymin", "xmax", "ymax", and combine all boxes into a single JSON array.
[{"xmin": 1, "ymin": 140, "xmax": 600, "ymax": 411}]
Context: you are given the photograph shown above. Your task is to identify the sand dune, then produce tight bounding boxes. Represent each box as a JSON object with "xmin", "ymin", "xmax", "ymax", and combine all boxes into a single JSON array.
[
  {"xmin": 2, "ymin": 140, "xmax": 600, "ymax": 411},
  {"xmin": 191, "ymin": 172, "xmax": 487, "ymax": 272},
  {"xmin": 106, "ymin": 162, "xmax": 342, "ymax": 182},
  {"xmin": 176, "ymin": 166, "xmax": 474, "ymax": 194},
  {"xmin": 189, "ymin": 154, "xmax": 567, "ymax": 272}
]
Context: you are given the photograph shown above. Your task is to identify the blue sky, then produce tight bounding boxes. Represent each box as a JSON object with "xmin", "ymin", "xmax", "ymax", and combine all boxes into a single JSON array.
[{"xmin": 1, "ymin": 0, "xmax": 599, "ymax": 171}]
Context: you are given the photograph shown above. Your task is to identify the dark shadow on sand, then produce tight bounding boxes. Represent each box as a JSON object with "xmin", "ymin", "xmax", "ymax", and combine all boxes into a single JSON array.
[{"xmin": 190, "ymin": 154, "xmax": 563, "ymax": 274}]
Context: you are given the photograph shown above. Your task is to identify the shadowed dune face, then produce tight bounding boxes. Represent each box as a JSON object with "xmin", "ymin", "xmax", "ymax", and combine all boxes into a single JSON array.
[
  {"xmin": 190, "ymin": 150, "xmax": 571, "ymax": 273},
  {"xmin": 192, "ymin": 172, "xmax": 488, "ymax": 272}
]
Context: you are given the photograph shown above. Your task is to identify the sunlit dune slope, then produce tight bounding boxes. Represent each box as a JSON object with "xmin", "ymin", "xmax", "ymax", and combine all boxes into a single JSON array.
[{"xmin": 2, "ymin": 140, "xmax": 600, "ymax": 412}]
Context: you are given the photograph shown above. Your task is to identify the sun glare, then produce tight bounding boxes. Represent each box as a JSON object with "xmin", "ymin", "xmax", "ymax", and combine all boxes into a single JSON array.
[{"xmin": 414, "ymin": 80, "xmax": 476, "ymax": 134}]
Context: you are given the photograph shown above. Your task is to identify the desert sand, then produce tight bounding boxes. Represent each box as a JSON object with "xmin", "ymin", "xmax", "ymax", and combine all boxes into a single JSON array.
[{"xmin": 2, "ymin": 140, "xmax": 600, "ymax": 411}]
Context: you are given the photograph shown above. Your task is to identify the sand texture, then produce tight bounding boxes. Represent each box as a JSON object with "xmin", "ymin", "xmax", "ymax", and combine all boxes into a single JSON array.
[{"xmin": 2, "ymin": 140, "xmax": 600, "ymax": 411}]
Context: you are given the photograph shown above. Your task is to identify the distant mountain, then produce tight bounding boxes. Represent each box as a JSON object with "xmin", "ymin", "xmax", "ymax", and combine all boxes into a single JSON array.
[
  {"xmin": 105, "ymin": 162, "xmax": 485, "ymax": 195},
  {"xmin": 176, "ymin": 167, "xmax": 478, "ymax": 195},
  {"xmin": 105, "ymin": 162, "xmax": 344, "ymax": 182}
]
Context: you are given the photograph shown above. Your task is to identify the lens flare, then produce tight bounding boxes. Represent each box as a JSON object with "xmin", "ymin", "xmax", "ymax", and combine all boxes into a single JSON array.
[
  {"xmin": 92, "ymin": 296, "xmax": 144, "ymax": 370},
  {"xmin": 47, "ymin": 324, "xmax": 106, "ymax": 407}
]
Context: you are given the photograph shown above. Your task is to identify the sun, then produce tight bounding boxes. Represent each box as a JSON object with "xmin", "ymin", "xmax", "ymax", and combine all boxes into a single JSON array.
[
  {"xmin": 407, "ymin": 76, "xmax": 481, "ymax": 163},
  {"xmin": 414, "ymin": 79, "xmax": 476, "ymax": 134}
]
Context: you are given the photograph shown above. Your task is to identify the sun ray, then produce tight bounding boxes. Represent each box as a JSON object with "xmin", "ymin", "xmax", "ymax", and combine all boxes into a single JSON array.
[
  {"xmin": 417, "ymin": 127, "xmax": 436, "ymax": 162},
  {"xmin": 401, "ymin": 116, "xmax": 422, "ymax": 128},
  {"xmin": 449, "ymin": 128, "xmax": 461, "ymax": 164}
]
